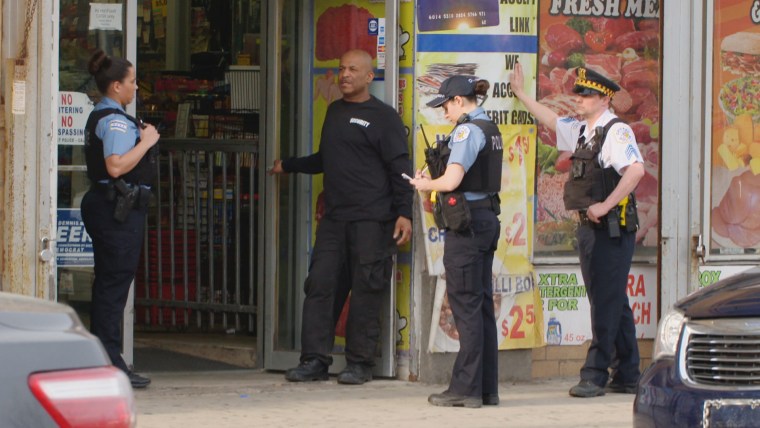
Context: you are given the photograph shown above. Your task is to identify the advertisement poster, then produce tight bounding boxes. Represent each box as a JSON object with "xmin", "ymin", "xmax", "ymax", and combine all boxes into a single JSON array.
[
  {"xmin": 56, "ymin": 209, "xmax": 93, "ymax": 267},
  {"xmin": 709, "ymin": 0, "xmax": 760, "ymax": 254},
  {"xmin": 416, "ymin": 1, "xmax": 543, "ymax": 350},
  {"xmin": 312, "ymin": 0, "xmax": 416, "ymax": 357},
  {"xmin": 698, "ymin": 265, "xmax": 757, "ymax": 289},
  {"xmin": 535, "ymin": 1, "xmax": 662, "ymax": 256},
  {"xmin": 539, "ymin": 266, "xmax": 657, "ymax": 346}
]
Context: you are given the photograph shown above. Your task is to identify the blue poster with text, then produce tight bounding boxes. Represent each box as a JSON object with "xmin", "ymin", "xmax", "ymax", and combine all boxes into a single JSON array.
[{"xmin": 57, "ymin": 209, "xmax": 93, "ymax": 267}]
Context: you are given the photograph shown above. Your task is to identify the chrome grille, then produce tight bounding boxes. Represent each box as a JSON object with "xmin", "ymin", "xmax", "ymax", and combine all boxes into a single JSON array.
[{"xmin": 685, "ymin": 333, "xmax": 760, "ymax": 387}]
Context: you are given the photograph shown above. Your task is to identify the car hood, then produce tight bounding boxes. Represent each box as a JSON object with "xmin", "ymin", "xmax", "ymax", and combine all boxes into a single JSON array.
[
  {"xmin": 676, "ymin": 267, "xmax": 760, "ymax": 319},
  {"xmin": 0, "ymin": 291, "xmax": 80, "ymax": 331}
]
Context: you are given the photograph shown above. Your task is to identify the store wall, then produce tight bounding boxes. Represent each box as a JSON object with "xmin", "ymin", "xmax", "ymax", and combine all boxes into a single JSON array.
[{"xmin": 1, "ymin": 0, "xmax": 58, "ymax": 298}]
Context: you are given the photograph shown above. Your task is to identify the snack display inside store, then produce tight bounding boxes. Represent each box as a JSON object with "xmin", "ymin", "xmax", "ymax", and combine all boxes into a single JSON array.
[{"xmin": 136, "ymin": 0, "xmax": 261, "ymax": 141}]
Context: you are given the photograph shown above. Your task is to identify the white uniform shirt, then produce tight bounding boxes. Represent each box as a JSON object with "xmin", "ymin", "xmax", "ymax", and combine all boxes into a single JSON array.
[{"xmin": 555, "ymin": 109, "xmax": 643, "ymax": 175}]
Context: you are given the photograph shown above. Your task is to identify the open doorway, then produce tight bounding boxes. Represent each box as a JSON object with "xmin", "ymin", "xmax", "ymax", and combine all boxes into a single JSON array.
[{"xmin": 131, "ymin": 0, "xmax": 263, "ymax": 370}]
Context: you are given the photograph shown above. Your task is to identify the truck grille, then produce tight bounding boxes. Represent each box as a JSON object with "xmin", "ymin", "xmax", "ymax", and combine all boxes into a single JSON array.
[{"xmin": 685, "ymin": 333, "xmax": 760, "ymax": 387}]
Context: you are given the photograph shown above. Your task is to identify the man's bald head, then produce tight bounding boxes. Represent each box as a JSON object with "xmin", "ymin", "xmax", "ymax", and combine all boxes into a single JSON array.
[{"xmin": 338, "ymin": 50, "xmax": 374, "ymax": 102}]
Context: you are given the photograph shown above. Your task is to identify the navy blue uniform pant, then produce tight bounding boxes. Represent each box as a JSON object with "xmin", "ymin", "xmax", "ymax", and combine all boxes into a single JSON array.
[
  {"xmin": 81, "ymin": 188, "xmax": 146, "ymax": 373},
  {"xmin": 576, "ymin": 224, "xmax": 640, "ymax": 387},
  {"xmin": 443, "ymin": 207, "xmax": 500, "ymax": 398},
  {"xmin": 300, "ymin": 218, "xmax": 396, "ymax": 367}
]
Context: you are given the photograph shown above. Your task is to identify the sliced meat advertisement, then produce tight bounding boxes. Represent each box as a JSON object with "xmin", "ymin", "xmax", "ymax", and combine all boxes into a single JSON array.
[
  {"xmin": 535, "ymin": 2, "xmax": 662, "ymax": 255},
  {"xmin": 710, "ymin": 0, "xmax": 760, "ymax": 253}
]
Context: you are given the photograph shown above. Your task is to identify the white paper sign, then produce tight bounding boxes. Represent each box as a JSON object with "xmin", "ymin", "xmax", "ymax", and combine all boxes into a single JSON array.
[
  {"xmin": 58, "ymin": 92, "xmax": 95, "ymax": 145},
  {"xmin": 12, "ymin": 81, "xmax": 26, "ymax": 115},
  {"xmin": 89, "ymin": 3, "xmax": 123, "ymax": 31}
]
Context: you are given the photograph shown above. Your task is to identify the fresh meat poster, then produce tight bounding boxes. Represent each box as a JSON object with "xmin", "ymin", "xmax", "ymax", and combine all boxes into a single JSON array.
[
  {"xmin": 710, "ymin": 0, "xmax": 760, "ymax": 251},
  {"xmin": 535, "ymin": 1, "xmax": 662, "ymax": 253}
]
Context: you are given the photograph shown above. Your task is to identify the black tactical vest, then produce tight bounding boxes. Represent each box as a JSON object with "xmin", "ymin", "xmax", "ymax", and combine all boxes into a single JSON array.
[
  {"xmin": 434, "ymin": 117, "xmax": 504, "ymax": 193},
  {"xmin": 562, "ymin": 118, "xmax": 623, "ymax": 211},
  {"xmin": 84, "ymin": 108, "xmax": 157, "ymax": 185}
]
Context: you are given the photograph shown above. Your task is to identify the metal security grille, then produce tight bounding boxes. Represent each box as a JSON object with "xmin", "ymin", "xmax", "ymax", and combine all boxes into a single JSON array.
[
  {"xmin": 135, "ymin": 139, "xmax": 258, "ymax": 333},
  {"xmin": 685, "ymin": 333, "xmax": 760, "ymax": 387}
]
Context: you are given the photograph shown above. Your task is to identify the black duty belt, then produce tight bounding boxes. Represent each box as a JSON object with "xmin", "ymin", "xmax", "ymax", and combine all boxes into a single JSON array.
[
  {"xmin": 91, "ymin": 181, "xmax": 143, "ymax": 192},
  {"xmin": 468, "ymin": 194, "xmax": 500, "ymax": 212}
]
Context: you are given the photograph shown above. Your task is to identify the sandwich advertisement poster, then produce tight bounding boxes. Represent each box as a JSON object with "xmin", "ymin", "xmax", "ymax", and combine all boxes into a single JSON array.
[
  {"xmin": 710, "ymin": 0, "xmax": 760, "ymax": 253},
  {"xmin": 415, "ymin": 1, "xmax": 543, "ymax": 351},
  {"xmin": 534, "ymin": 1, "xmax": 662, "ymax": 256}
]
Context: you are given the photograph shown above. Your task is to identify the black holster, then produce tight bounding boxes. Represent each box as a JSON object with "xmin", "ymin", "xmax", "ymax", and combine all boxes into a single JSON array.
[{"xmin": 112, "ymin": 179, "xmax": 139, "ymax": 223}]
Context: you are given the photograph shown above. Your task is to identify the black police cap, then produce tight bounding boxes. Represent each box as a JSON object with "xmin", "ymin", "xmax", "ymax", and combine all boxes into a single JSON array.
[
  {"xmin": 572, "ymin": 67, "xmax": 620, "ymax": 98},
  {"xmin": 426, "ymin": 75, "xmax": 478, "ymax": 108}
]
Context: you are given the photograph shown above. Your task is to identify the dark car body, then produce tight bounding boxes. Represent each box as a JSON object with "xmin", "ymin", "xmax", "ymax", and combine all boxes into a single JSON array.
[
  {"xmin": 0, "ymin": 291, "xmax": 133, "ymax": 427},
  {"xmin": 634, "ymin": 269, "xmax": 760, "ymax": 427}
]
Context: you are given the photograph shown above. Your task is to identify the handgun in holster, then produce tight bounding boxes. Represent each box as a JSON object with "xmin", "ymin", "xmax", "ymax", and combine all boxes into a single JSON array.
[{"xmin": 113, "ymin": 179, "xmax": 138, "ymax": 223}]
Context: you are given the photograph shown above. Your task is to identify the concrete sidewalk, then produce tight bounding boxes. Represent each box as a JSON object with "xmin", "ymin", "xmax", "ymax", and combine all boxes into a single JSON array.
[{"xmin": 135, "ymin": 370, "xmax": 635, "ymax": 428}]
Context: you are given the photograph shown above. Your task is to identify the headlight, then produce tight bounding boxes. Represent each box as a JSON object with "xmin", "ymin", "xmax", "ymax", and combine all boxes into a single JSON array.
[{"xmin": 652, "ymin": 308, "xmax": 685, "ymax": 360}]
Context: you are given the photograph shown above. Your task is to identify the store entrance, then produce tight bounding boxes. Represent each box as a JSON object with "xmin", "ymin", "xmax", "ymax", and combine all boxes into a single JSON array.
[
  {"xmin": 130, "ymin": 1, "xmax": 263, "ymax": 369},
  {"xmin": 263, "ymin": 0, "xmax": 401, "ymax": 378}
]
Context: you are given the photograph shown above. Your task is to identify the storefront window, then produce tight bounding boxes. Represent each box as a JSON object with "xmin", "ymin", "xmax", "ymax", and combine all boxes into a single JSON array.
[
  {"xmin": 534, "ymin": 4, "xmax": 662, "ymax": 260},
  {"xmin": 709, "ymin": 0, "xmax": 760, "ymax": 256}
]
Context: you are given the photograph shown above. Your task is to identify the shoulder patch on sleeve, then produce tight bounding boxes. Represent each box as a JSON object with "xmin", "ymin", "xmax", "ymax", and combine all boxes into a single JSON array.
[
  {"xmin": 108, "ymin": 119, "xmax": 129, "ymax": 133},
  {"xmin": 452, "ymin": 125, "xmax": 471, "ymax": 143},
  {"xmin": 614, "ymin": 125, "xmax": 635, "ymax": 145}
]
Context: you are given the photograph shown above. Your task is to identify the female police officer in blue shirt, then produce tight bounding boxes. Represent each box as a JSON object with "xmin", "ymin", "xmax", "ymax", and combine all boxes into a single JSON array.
[
  {"xmin": 81, "ymin": 49, "xmax": 160, "ymax": 388},
  {"xmin": 410, "ymin": 75, "xmax": 504, "ymax": 408}
]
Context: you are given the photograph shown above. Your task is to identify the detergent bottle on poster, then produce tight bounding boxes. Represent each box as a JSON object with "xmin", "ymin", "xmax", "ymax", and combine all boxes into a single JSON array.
[{"xmin": 546, "ymin": 313, "xmax": 562, "ymax": 345}]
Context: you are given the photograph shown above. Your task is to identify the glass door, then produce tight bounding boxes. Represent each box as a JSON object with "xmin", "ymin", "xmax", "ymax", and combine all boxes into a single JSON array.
[
  {"xmin": 57, "ymin": 0, "xmax": 137, "ymax": 361},
  {"xmin": 264, "ymin": 0, "xmax": 400, "ymax": 377}
]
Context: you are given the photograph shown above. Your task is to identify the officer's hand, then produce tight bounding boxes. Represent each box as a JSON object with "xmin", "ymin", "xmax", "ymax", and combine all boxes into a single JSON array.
[
  {"xmin": 586, "ymin": 202, "xmax": 609, "ymax": 223},
  {"xmin": 268, "ymin": 159, "xmax": 285, "ymax": 175},
  {"xmin": 140, "ymin": 124, "xmax": 160, "ymax": 148},
  {"xmin": 393, "ymin": 216, "xmax": 412, "ymax": 246},
  {"xmin": 409, "ymin": 169, "xmax": 431, "ymax": 191},
  {"xmin": 508, "ymin": 63, "xmax": 525, "ymax": 98}
]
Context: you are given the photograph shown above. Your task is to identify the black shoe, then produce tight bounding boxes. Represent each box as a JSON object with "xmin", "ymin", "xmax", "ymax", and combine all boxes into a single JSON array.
[
  {"xmin": 569, "ymin": 380, "xmax": 605, "ymax": 398},
  {"xmin": 428, "ymin": 391, "xmax": 482, "ymax": 408},
  {"xmin": 285, "ymin": 359, "xmax": 329, "ymax": 382},
  {"xmin": 128, "ymin": 371, "xmax": 151, "ymax": 389},
  {"xmin": 606, "ymin": 380, "xmax": 637, "ymax": 394},
  {"xmin": 482, "ymin": 393, "xmax": 500, "ymax": 405},
  {"xmin": 337, "ymin": 363, "xmax": 373, "ymax": 385}
]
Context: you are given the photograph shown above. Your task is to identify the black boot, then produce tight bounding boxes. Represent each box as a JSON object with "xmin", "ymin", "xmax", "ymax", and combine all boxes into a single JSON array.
[
  {"xmin": 284, "ymin": 359, "xmax": 329, "ymax": 382},
  {"xmin": 336, "ymin": 363, "xmax": 372, "ymax": 385},
  {"xmin": 128, "ymin": 371, "xmax": 151, "ymax": 389}
]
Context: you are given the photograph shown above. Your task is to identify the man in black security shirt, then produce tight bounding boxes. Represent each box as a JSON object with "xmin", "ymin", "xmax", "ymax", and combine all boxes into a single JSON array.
[{"xmin": 270, "ymin": 49, "xmax": 413, "ymax": 385}]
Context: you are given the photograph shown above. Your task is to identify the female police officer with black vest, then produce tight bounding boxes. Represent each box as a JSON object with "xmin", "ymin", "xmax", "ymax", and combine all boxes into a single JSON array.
[
  {"xmin": 410, "ymin": 76, "xmax": 503, "ymax": 408},
  {"xmin": 81, "ymin": 49, "xmax": 160, "ymax": 388}
]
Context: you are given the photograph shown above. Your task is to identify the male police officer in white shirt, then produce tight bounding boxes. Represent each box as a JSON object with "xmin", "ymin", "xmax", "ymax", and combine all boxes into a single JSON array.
[{"xmin": 510, "ymin": 64, "xmax": 645, "ymax": 398}]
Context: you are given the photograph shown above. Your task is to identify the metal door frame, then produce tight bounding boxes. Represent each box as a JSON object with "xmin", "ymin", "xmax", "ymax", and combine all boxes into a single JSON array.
[
  {"xmin": 263, "ymin": 0, "xmax": 400, "ymax": 377},
  {"xmin": 123, "ymin": 0, "xmax": 138, "ymax": 368},
  {"xmin": 659, "ymin": 1, "xmax": 706, "ymax": 312}
]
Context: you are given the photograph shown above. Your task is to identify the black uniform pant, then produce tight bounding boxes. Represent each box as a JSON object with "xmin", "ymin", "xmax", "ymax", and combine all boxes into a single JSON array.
[
  {"xmin": 300, "ymin": 217, "xmax": 396, "ymax": 367},
  {"xmin": 81, "ymin": 188, "xmax": 146, "ymax": 374},
  {"xmin": 443, "ymin": 207, "xmax": 500, "ymax": 398},
  {"xmin": 577, "ymin": 224, "xmax": 640, "ymax": 387}
]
